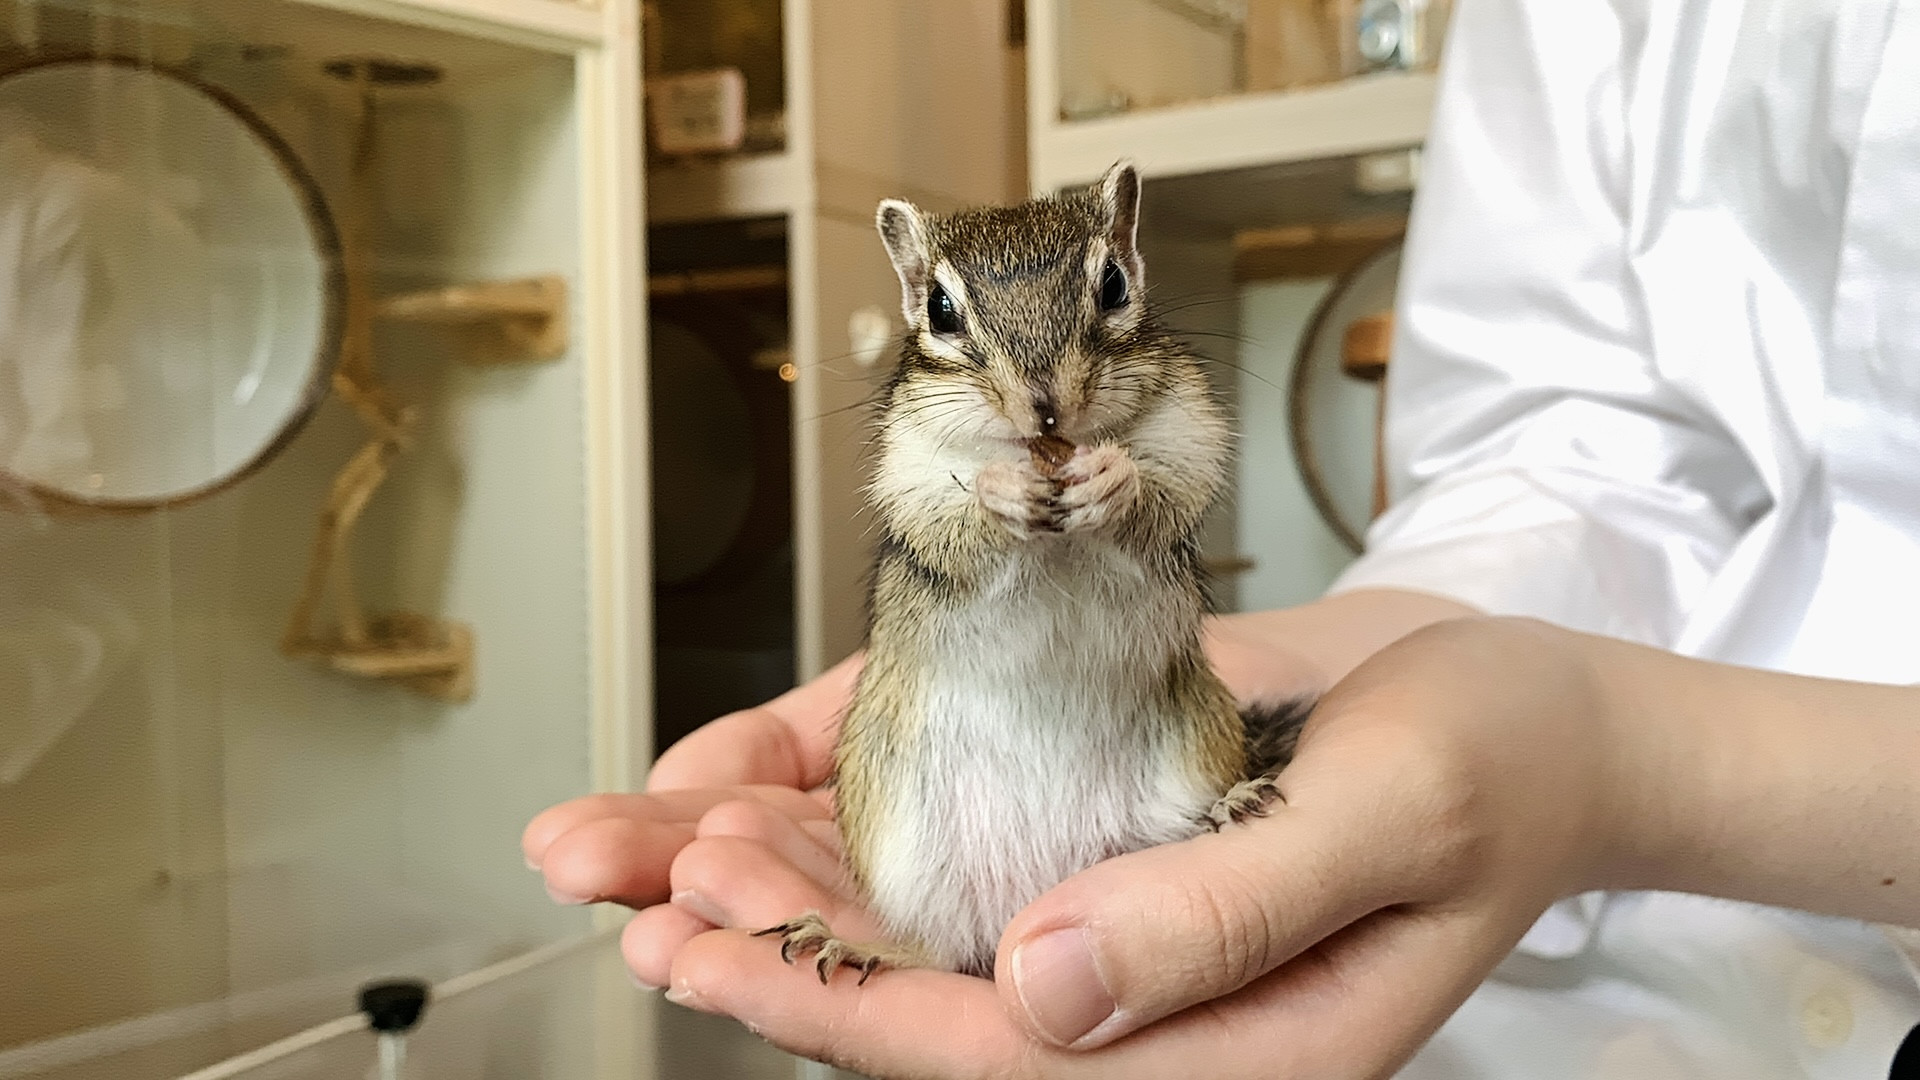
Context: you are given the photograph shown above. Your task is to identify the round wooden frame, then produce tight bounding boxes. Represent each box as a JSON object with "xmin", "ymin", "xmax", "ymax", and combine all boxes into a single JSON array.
[
  {"xmin": 0, "ymin": 53, "xmax": 344, "ymax": 516},
  {"xmin": 1287, "ymin": 238, "xmax": 1401, "ymax": 555}
]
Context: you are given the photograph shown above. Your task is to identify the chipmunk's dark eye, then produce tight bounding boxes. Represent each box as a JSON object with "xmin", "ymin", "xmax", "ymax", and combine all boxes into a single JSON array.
[
  {"xmin": 1099, "ymin": 259, "xmax": 1129, "ymax": 311},
  {"xmin": 927, "ymin": 282, "xmax": 963, "ymax": 335}
]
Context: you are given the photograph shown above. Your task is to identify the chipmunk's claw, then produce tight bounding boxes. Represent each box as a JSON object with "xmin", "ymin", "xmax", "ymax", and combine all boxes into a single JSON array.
[
  {"xmin": 1204, "ymin": 773, "xmax": 1285, "ymax": 830},
  {"xmin": 756, "ymin": 912, "xmax": 906, "ymax": 985}
]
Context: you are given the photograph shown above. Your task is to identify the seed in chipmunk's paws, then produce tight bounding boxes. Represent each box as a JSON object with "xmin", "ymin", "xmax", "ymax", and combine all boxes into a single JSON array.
[{"xmin": 1027, "ymin": 435, "xmax": 1076, "ymax": 476}]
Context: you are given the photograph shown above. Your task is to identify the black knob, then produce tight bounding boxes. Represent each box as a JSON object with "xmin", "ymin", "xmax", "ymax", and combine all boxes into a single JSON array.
[
  {"xmin": 1892, "ymin": 1020, "xmax": 1920, "ymax": 1079},
  {"xmin": 358, "ymin": 979, "xmax": 430, "ymax": 1034}
]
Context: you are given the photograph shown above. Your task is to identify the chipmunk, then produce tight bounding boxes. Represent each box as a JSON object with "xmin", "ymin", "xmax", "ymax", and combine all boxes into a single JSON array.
[{"xmin": 758, "ymin": 162, "xmax": 1311, "ymax": 981}]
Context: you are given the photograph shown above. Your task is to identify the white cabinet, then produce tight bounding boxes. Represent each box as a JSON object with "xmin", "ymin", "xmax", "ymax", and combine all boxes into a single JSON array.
[{"xmin": 0, "ymin": 0, "xmax": 648, "ymax": 1075}]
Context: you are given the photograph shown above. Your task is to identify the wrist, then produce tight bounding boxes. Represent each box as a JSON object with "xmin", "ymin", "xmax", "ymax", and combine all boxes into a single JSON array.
[
  {"xmin": 1579, "ymin": 636, "xmax": 1920, "ymax": 928},
  {"xmin": 1569, "ymin": 633, "xmax": 1701, "ymax": 894}
]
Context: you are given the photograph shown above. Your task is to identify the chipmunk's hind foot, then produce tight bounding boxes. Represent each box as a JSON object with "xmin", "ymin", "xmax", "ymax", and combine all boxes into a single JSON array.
[
  {"xmin": 754, "ymin": 912, "xmax": 925, "ymax": 985},
  {"xmin": 1241, "ymin": 696, "xmax": 1316, "ymax": 777},
  {"xmin": 1200, "ymin": 696, "xmax": 1315, "ymax": 830},
  {"xmin": 1204, "ymin": 773, "xmax": 1284, "ymax": 831}
]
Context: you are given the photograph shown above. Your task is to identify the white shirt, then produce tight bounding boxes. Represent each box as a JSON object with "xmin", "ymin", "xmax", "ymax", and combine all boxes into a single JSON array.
[{"xmin": 1328, "ymin": 0, "xmax": 1920, "ymax": 1075}]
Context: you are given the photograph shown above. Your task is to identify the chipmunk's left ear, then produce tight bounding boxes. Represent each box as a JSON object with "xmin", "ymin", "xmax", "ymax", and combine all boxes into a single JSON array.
[
  {"xmin": 1097, "ymin": 161, "xmax": 1142, "ymax": 261},
  {"xmin": 876, "ymin": 198, "xmax": 933, "ymax": 328},
  {"xmin": 1096, "ymin": 161, "xmax": 1146, "ymax": 308}
]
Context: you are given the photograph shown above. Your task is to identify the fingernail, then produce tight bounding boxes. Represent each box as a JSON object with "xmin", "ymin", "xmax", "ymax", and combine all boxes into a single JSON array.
[
  {"xmin": 670, "ymin": 889, "xmax": 729, "ymax": 928},
  {"xmin": 545, "ymin": 882, "xmax": 592, "ymax": 906},
  {"xmin": 525, "ymin": 855, "xmax": 540, "ymax": 871},
  {"xmin": 1012, "ymin": 928, "xmax": 1115, "ymax": 1047},
  {"xmin": 664, "ymin": 981, "xmax": 716, "ymax": 1013},
  {"xmin": 629, "ymin": 969, "xmax": 662, "ymax": 992}
]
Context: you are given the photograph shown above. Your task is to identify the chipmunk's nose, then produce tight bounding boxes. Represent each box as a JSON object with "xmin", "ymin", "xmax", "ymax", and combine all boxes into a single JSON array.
[{"xmin": 1032, "ymin": 393, "xmax": 1061, "ymax": 437}]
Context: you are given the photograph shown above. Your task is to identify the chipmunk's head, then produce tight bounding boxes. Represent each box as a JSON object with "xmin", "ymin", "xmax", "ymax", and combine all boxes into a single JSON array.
[{"xmin": 875, "ymin": 161, "xmax": 1191, "ymax": 447}]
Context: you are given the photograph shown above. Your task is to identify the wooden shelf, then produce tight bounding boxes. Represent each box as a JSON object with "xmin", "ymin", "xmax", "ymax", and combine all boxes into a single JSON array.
[
  {"xmin": 1029, "ymin": 71, "xmax": 1437, "ymax": 192},
  {"xmin": 646, "ymin": 149, "xmax": 795, "ymax": 225},
  {"xmin": 298, "ymin": 0, "xmax": 606, "ymax": 50},
  {"xmin": 1233, "ymin": 216, "xmax": 1406, "ymax": 281}
]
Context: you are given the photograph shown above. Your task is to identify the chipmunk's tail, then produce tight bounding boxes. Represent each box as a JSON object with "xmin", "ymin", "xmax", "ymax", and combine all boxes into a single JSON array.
[{"xmin": 1240, "ymin": 697, "xmax": 1316, "ymax": 778}]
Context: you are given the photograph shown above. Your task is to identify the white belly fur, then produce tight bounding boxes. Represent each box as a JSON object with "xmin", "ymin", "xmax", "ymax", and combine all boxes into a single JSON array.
[{"xmin": 860, "ymin": 543, "xmax": 1219, "ymax": 974}]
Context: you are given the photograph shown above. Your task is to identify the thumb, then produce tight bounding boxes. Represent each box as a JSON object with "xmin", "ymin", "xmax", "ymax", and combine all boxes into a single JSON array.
[{"xmin": 994, "ymin": 741, "xmax": 1423, "ymax": 1050}]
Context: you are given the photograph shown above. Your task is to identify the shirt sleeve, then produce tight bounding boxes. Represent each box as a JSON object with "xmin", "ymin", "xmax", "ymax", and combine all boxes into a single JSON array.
[{"xmin": 1327, "ymin": 0, "xmax": 1771, "ymax": 649}]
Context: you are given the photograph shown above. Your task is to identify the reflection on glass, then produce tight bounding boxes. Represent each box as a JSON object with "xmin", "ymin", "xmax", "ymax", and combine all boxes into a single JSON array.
[
  {"xmin": 1055, "ymin": 0, "xmax": 1453, "ymax": 121},
  {"xmin": 0, "ymin": 59, "xmax": 334, "ymax": 509}
]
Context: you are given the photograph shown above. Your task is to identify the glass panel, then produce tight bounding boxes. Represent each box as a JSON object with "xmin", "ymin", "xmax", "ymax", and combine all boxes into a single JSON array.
[
  {"xmin": 82, "ymin": 933, "xmax": 650, "ymax": 1080},
  {"xmin": 0, "ymin": 2, "xmax": 593, "ymax": 1076},
  {"xmin": 1053, "ymin": 0, "xmax": 1453, "ymax": 121}
]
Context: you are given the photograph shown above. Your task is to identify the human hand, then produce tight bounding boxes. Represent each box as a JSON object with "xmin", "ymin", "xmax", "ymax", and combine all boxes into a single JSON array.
[
  {"xmin": 653, "ymin": 617, "xmax": 1649, "ymax": 1079},
  {"xmin": 523, "ymin": 588, "xmax": 1478, "ymax": 1042},
  {"xmin": 520, "ymin": 655, "xmax": 861, "ymax": 945},
  {"xmin": 516, "ymin": 606, "xmax": 1339, "ymax": 992},
  {"xmin": 516, "ymin": 610, "xmax": 1336, "ymax": 992}
]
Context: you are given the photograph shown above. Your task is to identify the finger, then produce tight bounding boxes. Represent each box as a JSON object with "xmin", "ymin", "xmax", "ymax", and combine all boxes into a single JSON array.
[
  {"xmin": 673, "ymin": 908, "xmax": 1507, "ymax": 1080},
  {"xmin": 537, "ymin": 815, "xmax": 692, "ymax": 908},
  {"xmin": 622, "ymin": 903, "xmax": 713, "ymax": 990},
  {"xmin": 1105, "ymin": 904, "xmax": 1511, "ymax": 1080},
  {"xmin": 1262, "ymin": 904, "xmax": 1522, "ymax": 1079},
  {"xmin": 696, "ymin": 799, "xmax": 848, "ymax": 890},
  {"xmin": 523, "ymin": 786, "xmax": 830, "ymax": 869},
  {"xmin": 649, "ymin": 653, "xmax": 864, "ymax": 791},
  {"xmin": 996, "ymin": 723, "xmax": 1441, "ymax": 1049},
  {"xmin": 669, "ymin": 835, "xmax": 883, "ymax": 940},
  {"xmin": 799, "ymin": 817, "xmax": 842, "ymax": 851},
  {"xmin": 1202, "ymin": 613, "xmax": 1327, "ymax": 707},
  {"xmin": 669, "ymin": 930, "xmax": 1029, "ymax": 1080}
]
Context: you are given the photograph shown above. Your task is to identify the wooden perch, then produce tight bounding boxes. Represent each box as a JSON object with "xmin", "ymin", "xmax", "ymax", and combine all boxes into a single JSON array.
[
  {"xmin": 649, "ymin": 265, "xmax": 787, "ymax": 297},
  {"xmin": 1202, "ymin": 554, "xmax": 1256, "ymax": 576},
  {"xmin": 1341, "ymin": 311, "xmax": 1393, "ymax": 381},
  {"xmin": 324, "ymin": 614, "xmax": 474, "ymax": 702},
  {"xmin": 378, "ymin": 274, "xmax": 569, "ymax": 363},
  {"xmin": 1334, "ymin": 310, "xmax": 1395, "ymax": 522},
  {"xmin": 281, "ymin": 67, "xmax": 474, "ymax": 704}
]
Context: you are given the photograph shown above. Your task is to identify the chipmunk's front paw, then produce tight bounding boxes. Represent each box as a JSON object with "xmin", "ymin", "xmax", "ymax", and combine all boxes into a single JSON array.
[
  {"xmin": 977, "ymin": 458, "xmax": 1059, "ymax": 538},
  {"xmin": 1055, "ymin": 445, "xmax": 1140, "ymax": 532},
  {"xmin": 1203, "ymin": 773, "xmax": 1284, "ymax": 830},
  {"xmin": 754, "ymin": 912, "xmax": 911, "ymax": 985}
]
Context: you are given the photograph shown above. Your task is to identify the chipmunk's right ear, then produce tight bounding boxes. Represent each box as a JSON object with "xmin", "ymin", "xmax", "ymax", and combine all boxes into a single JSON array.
[{"xmin": 876, "ymin": 199, "xmax": 932, "ymax": 326}]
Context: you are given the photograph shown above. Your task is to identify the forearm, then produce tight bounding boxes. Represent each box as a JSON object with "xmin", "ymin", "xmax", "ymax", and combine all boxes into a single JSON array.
[{"xmin": 1590, "ymin": 633, "xmax": 1920, "ymax": 928}]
